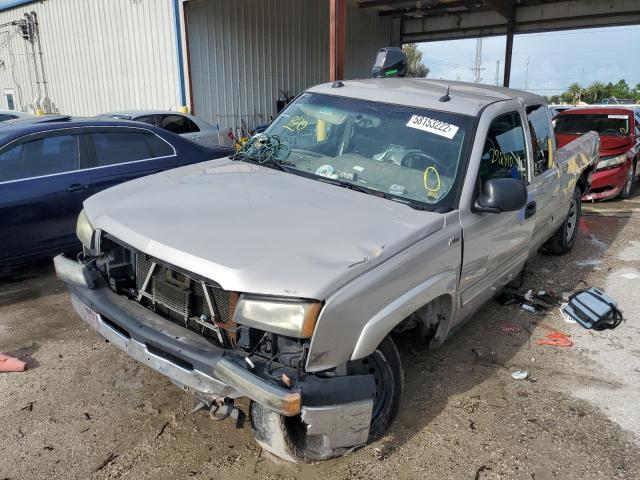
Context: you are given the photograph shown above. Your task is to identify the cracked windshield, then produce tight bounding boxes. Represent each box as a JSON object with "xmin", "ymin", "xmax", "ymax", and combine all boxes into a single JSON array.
[{"xmin": 261, "ymin": 92, "xmax": 472, "ymax": 208}]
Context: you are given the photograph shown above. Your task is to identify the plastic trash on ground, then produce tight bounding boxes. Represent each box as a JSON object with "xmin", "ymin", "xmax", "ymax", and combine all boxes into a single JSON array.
[{"xmin": 511, "ymin": 370, "xmax": 529, "ymax": 380}]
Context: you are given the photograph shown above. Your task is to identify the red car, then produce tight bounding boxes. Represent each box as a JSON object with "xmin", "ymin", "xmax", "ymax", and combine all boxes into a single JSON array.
[{"xmin": 555, "ymin": 107, "xmax": 640, "ymax": 200}]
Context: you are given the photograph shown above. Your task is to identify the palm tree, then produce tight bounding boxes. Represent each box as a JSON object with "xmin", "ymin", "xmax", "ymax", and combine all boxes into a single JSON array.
[{"xmin": 566, "ymin": 83, "xmax": 583, "ymax": 105}]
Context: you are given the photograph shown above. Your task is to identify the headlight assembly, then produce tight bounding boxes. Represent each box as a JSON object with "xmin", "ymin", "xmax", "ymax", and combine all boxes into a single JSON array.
[
  {"xmin": 233, "ymin": 296, "xmax": 321, "ymax": 338},
  {"xmin": 76, "ymin": 209, "xmax": 95, "ymax": 250},
  {"xmin": 596, "ymin": 154, "xmax": 627, "ymax": 171}
]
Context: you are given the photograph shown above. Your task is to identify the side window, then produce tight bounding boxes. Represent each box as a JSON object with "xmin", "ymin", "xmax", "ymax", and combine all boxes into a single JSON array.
[
  {"xmin": 0, "ymin": 135, "xmax": 79, "ymax": 182},
  {"xmin": 135, "ymin": 115, "xmax": 158, "ymax": 126},
  {"xmin": 0, "ymin": 114, "xmax": 16, "ymax": 122},
  {"xmin": 159, "ymin": 114, "xmax": 199, "ymax": 134},
  {"xmin": 91, "ymin": 132, "xmax": 155, "ymax": 167},
  {"xmin": 526, "ymin": 105, "xmax": 553, "ymax": 176},
  {"xmin": 479, "ymin": 112, "xmax": 528, "ymax": 188},
  {"xmin": 145, "ymin": 134, "xmax": 174, "ymax": 157}
]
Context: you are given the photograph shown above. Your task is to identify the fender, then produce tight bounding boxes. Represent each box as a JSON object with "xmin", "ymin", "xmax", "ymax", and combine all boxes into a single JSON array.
[
  {"xmin": 350, "ymin": 270, "xmax": 457, "ymax": 360},
  {"xmin": 306, "ymin": 212, "xmax": 462, "ymax": 372}
]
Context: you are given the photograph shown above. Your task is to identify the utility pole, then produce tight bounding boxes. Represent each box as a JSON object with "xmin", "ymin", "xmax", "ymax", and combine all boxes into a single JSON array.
[
  {"xmin": 472, "ymin": 38, "xmax": 483, "ymax": 83},
  {"xmin": 495, "ymin": 60, "xmax": 500, "ymax": 86},
  {"xmin": 524, "ymin": 56, "xmax": 530, "ymax": 90}
]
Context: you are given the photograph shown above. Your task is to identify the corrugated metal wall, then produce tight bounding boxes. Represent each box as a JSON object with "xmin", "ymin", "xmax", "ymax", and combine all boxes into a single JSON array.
[
  {"xmin": 187, "ymin": 0, "xmax": 397, "ymax": 134},
  {"xmin": 0, "ymin": 0, "xmax": 180, "ymax": 116}
]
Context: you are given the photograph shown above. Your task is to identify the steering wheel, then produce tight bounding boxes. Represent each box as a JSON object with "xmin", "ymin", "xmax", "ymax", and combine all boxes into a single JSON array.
[{"xmin": 401, "ymin": 152, "xmax": 441, "ymax": 171}]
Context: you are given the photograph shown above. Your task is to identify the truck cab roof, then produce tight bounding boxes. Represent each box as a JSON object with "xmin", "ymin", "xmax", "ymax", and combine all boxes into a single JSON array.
[{"xmin": 307, "ymin": 78, "xmax": 546, "ymax": 117}]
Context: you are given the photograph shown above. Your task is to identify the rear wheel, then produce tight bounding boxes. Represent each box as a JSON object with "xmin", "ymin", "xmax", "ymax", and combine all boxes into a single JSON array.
[
  {"xmin": 251, "ymin": 335, "xmax": 403, "ymax": 462},
  {"xmin": 544, "ymin": 186, "xmax": 581, "ymax": 254}
]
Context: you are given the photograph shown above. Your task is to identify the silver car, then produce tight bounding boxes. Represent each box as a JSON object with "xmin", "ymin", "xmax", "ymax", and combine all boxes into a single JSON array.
[
  {"xmin": 58, "ymin": 79, "xmax": 598, "ymax": 462},
  {"xmin": 98, "ymin": 110, "xmax": 219, "ymax": 148}
]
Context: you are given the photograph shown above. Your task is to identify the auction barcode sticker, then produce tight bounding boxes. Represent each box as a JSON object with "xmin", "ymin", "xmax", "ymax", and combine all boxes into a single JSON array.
[
  {"xmin": 608, "ymin": 114, "xmax": 628, "ymax": 119},
  {"xmin": 406, "ymin": 115, "xmax": 459, "ymax": 139}
]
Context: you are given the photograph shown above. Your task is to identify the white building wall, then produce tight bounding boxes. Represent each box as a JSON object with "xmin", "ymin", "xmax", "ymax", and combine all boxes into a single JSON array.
[
  {"xmin": 187, "ymin": 0, "xmax": 397, "ymax": 134},
  {"xmin": 0, "ymin": 0, "xmax": 181, "ymax": 116}
]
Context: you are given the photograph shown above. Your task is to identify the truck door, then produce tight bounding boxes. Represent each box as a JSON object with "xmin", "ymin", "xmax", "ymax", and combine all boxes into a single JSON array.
[
  {"xmin": 526, "ymin": 104, "xmax": 560, "ymax": 250},
  {"xmin": 458, "ymin": 104, "xmax": 536, "ymax": 317}
]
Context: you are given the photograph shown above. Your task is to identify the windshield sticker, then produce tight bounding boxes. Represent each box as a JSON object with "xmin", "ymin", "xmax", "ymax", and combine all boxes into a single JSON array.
[
  {"xmin": 608, "ymin": 114, "xmax": 628, "ymax": 119},
  {"xmin": 353, "ymin": 165, "xmax": 365, "ymax": 172},
  {"xmin": 406, "ymin": 115, "xmax": 459, "ymax": 139},
  {"xmin": 389, "ymin": 184, "xmax": 407, "ymax": 195},
  {"xmin": 283, "ymin": 116, "xmax": 309, "ymax": 132},
  {"xmin": 315, "ymin": 164, "xmax": 334, "ymax": 178}
]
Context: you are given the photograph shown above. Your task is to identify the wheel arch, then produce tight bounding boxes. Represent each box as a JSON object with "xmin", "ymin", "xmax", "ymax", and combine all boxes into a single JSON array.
[{"xmin": 349, "ymin": 270, "xmax": 457, "ymax": 361}]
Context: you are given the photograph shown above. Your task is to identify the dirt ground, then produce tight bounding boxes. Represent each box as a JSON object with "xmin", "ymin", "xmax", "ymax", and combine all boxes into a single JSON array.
[{"xmin": 2, "ymin": 193, "xmax": 640, "ymax": 480}]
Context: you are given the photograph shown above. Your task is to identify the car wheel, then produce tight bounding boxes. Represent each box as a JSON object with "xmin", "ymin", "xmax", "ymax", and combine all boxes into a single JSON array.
[
  {"xmin": 620, "ymin": 161, "xmax": 635, "ymax": 199},
  {"xmin": 544, "ymin": 186, "xmax": 581, "ymax": 254},
  {"xmin": 250, "ymin": 335, "xmax": 404, "ymax": 462}
]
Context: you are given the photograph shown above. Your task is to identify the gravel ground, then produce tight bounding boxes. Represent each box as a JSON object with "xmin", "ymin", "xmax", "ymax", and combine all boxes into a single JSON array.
[{"xmin": 1, "ymin": 196, "xmax": 640, "ymax": 480}]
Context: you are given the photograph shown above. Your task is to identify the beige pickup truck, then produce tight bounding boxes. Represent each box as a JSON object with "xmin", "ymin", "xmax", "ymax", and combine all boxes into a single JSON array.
[{"xmin": 55, "ymin": 78, "xmax": 598, "ymax": 461}]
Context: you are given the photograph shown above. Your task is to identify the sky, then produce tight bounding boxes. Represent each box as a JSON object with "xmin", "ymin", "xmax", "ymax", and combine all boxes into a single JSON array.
[{"xmin": 416, "ymin": 25, "xmax": 640, "ymax": 96}]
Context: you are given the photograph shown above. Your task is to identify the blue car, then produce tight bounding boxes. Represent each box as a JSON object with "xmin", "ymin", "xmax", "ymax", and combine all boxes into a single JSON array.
[{"xmin": 0, "ymin": 116, "xmax": 232, "ymax": 271}]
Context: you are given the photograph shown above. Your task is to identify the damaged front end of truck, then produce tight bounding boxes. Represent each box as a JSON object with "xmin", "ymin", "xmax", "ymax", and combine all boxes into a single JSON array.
[{"xmin": 55, "ymin": 228, "xmax": 381, "ymax": 462}]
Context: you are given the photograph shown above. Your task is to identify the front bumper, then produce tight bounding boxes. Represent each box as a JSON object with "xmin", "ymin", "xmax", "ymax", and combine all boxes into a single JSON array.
[
  {"xmin": 56, "ymin": 255, "xmax": 301, "ymax": 416},
  {"xmin": 582, "ymin": 163, "xmax": 629, "ymax": 201}
]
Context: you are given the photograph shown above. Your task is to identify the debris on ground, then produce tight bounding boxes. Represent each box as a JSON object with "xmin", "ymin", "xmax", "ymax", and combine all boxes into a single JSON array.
[
  {"xmin": 496, "ymin": 288, "xmax": 562, "ymax": 315},
  {"xmin": 0, "ymin": 353, "xmax": 27, "ymax": 372},
  {"xmin": 559, "ymin": 303, "xmax": 577, "ymax": 323},
  {"xmin": 538, "ymin": 331, "xmax": 574, "ymax": 347},
  {"xmin": 563, "ymin": 287, "xmax": 623, "ymax": 330},
  {"xmin": 511, "ymin": 370, "xmax": 529, "ymax": 380}
]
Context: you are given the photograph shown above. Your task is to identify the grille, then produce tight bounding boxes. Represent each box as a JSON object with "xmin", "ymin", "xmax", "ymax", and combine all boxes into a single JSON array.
[{"xmin": 135, "ymin": 253, "xmax": 232, "ymax": 343}]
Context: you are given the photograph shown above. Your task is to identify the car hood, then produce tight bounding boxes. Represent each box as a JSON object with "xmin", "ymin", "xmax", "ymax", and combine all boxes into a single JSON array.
[
  {"xmin": 556, "ymin": 133, "xmax": 632, "ymax": 157},
  {"xmin": 84, "ymin": 158, "xmax": 445, "ymax": 299}
]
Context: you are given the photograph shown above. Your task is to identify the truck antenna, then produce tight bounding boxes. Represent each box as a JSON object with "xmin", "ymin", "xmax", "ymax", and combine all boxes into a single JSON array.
[{"xmin": 439, "ymin": 85, "xmax": 451, "ymax": 102}]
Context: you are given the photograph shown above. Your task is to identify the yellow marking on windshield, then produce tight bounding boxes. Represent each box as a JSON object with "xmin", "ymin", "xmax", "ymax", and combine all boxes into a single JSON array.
[
  {"xmin": 424, "ymin": 166, "xmax": 441, "ymax": 198},
  {"xmin": 283, "ymin": 116, "xmax": 309, "ymax": 132}
]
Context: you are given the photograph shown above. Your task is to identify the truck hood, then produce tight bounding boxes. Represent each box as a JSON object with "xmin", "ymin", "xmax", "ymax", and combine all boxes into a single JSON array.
[{"xmin": 84, "ymin": 158, "xmax": 445, "ymax": 299}]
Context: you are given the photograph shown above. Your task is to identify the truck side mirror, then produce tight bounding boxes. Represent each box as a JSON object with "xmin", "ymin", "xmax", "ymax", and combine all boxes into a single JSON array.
[{"xmin": 473, "ymin": 178, "xmax": 527, "ymax": 214}]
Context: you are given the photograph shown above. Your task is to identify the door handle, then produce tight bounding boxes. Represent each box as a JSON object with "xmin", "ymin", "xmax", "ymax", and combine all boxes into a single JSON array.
[
  {"xmin": 525, "ymin": 201, "xmax": 537, "ymax": 219},
  {"xmin": 66, "ymin": 183, "xmax": 89, "ymax": 193}
]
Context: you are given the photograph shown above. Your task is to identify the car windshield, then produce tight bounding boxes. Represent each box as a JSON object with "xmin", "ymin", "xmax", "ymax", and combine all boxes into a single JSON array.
[
  {"xmin": 259, "ymin": 92, "xmax": 472, "ymax": 209},
  {"xmin": 555, "ymin": 113, "xmax": 630, "ymax": 137}
]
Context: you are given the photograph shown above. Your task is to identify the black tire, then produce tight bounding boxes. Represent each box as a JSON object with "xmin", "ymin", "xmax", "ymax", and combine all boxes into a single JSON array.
[
  {"xmin": 544, "ymin": 187, "xmax": 581, "ymax": 254},
  {"xmin": 250, "ymin": 335, "xmax": 404, "ymax": 462},
  {"xmin": 619, "ymin": 161, "xmax": 635, "ymax": 199}
]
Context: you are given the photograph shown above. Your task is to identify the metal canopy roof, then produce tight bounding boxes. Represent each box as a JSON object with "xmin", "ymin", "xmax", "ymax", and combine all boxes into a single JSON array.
[{"xmin": 356, "ymin": 0, "xmax": 640, "ymax": 42}]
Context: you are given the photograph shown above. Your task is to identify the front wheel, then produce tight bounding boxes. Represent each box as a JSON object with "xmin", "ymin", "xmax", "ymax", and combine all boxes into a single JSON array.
[
  {"xmin": 619, "ymin": 161, "xmax": 635, "ymax": 199},
  {"xmin": 251, "ymin": 335, "xmax": 404, "ymax": 462},
  {"xmin": 544, "ymin": 187, "xmax": 581, "ymax": 254}
]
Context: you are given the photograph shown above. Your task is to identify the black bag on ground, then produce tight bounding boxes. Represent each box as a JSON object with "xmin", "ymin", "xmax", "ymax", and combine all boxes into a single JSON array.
[{"xmin": 564, "ymin": 287, "xmax": 623, "ymax": 330}]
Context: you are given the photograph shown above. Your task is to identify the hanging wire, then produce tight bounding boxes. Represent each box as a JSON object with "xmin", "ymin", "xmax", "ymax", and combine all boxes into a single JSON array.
[{"xmin": 232, "ymin": 133, "xmax": 291, "ymax": 164}]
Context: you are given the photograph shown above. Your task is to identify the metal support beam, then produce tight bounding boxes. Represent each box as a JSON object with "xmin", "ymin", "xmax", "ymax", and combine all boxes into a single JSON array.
[
  {"xmin": 484, "ymin": 0, "xmax": 514, "ymax": 19},
  {"xmin": 503, "ymin": 15, "xmax": 514, "ymax": 87},
  {"xmin": 329, "ymin": 0, "xmax": 346, "ymax": 81},
  {"xmin": 402, "ymin": 0, "xmax": 640, "ymax": 43}
]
